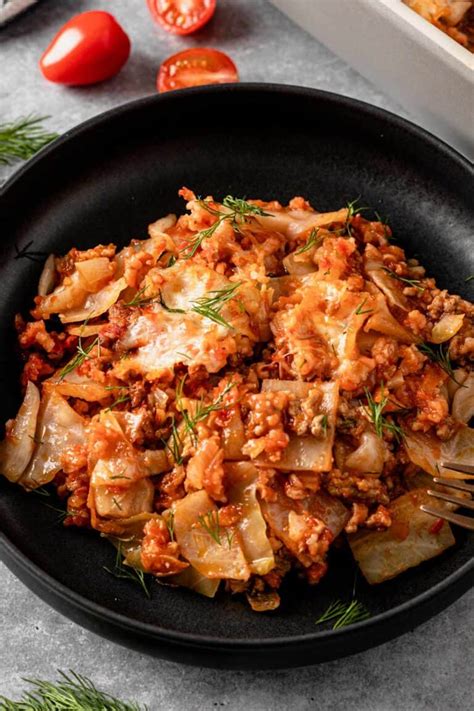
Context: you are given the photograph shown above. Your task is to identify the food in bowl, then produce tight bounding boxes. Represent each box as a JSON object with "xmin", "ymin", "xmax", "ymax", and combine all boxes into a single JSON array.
[
  {"xmin": 1, "ymin": 188, "xmax": 473, "ymax": 611},
  {"xmin": 403, "ymin": 0, "xmax": 474, "ymax": 50}
]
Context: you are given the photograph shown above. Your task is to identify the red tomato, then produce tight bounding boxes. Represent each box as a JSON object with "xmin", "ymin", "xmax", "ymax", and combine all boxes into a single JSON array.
[
  {"xmin": 157, "ymin": 48, "xmax": 239, "ymax": 93},
  {"xmin": 39, "ymin": 11, "xmax": 131, "ymax": 86},
  {"xmin": 147, "ymin": 0, "xmax": 216, "ymax": 35}
]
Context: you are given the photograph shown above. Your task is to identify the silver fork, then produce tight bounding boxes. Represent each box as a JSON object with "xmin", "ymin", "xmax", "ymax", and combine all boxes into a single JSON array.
[{"xmin": 420, "ymin": 462, "xmax": 474, "ymax": 531}]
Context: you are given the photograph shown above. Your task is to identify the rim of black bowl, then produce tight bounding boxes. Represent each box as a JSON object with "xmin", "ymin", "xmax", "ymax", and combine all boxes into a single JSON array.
[{"xmin": 0, "ymin": 83, "xmax": 473, "ymax": 656}]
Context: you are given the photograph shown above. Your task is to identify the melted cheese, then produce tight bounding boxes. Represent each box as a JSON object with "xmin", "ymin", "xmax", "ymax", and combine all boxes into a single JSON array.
[{"xmin": 115, "ymin": 262, "xmax": 246, "ymax": 378}]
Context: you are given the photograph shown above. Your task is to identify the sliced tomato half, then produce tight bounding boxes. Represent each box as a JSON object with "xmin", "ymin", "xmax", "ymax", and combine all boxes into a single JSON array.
[
  {"xmin": 147, "ymin": 0, "xmax": 216, "ymax": 35},
  {"xmin": 157, "ymin": 47, "xmax": 239, "ymax": 93}
]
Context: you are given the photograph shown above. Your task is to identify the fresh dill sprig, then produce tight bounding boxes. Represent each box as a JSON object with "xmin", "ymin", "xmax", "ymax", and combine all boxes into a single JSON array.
[
  {"xmin": 315, "ymin": 599, "xmax": 370, "ymax": 629},
  {"xmin": 373, "ymin": 211, "xmax": 393, "ymax": 242},
  {"xmin": 197, "ymin": 509, "xmax": 234, "ymax": 548},
  {"xmin": 181, "ymin": 195, "xmax": 271, "ymax": 259},
  {"xmin": 104, "ymin": 544, "xmax": 150, "ymax": 598},
  {"xmin": 198, "ymin": 510, "xmax": 222, "ymax": 544},
  {"xmin": 165, "ymin": 509, "xmax": 175, "ymax": 542},
  {"xmin": 0, "ymin": 115, "xmax": 58, "ymax": 166},
  {"xmin": 161, "ymin": 417, "xmax": 185, "ymax": 465},
  {"xmin": 105, "ymin": 390, "xmax": 131, "ymax": 412},
  {"xmin": 382, "ymin": 267, "xmax": 425, "ymax": 292},
  {"xmin": 44, "ymin": 502, "xmax": 71, "ymax": 524},
  {"xmin": 58, "ymin": 335, "xmax": 99, "ymax": 381},
  {"xmin": 177, "ymin": 379, "xmax": 236, "ymax": 437},
  {"xmin": 124, "ymin": 286, "xmax": 155, "ymax": 308},
  {"xmin": 295, "ymin": 227, "xmax": 323, "ymax": 255},
  {"xmin": 343, "ymin": 197, "xmax": 370, "ymax": 236},
  {"xmin": 364, "ymin": 384, "xmax": 404, "ymax": 441},
  {"xmin": 190, "ymin": 282, "xmax": 242, "ymax": 329},
  {"xmin": 0, "ymin": 669, "xmax": 146, "ymax": 710},
  {"xmin": 31, "ymin": 486, "xmax": 50, "ymax": 497},
  {"xmin": 355, "ymin": 296, "xmax": 373, "ymax": 315},
  {"xmin": 465, "ymin": 274, "xmax": 474, "ymax": 283},
  {"xmin": 416, "ymin": 342, "xmax": 464, "ymax": 385}
]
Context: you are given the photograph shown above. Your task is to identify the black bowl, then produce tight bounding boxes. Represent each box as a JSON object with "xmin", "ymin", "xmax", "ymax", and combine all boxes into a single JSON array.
[{"xmin": 1, "ymin": 85, "xmax": 473, "ymax": 670}]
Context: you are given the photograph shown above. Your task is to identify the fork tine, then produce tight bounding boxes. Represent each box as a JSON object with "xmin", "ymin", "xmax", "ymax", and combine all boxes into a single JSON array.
[
  {"xmin": 441, "ymin": 461, "xmax": 474, "ymax": 475},
  {"xmin": 427, "ymin": 489, "xmax": 474, "ymax": 511},
  {"xmin": 434, "ymin": 477, "xmax": 474, "ymax": 493},
  {"xmin": 420, "ymin": 505, "xmax": 474, "ymax": 531}
]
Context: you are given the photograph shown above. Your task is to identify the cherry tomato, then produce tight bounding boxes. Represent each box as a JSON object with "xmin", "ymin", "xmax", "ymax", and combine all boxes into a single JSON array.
[
  {"xmin": 147, "ymin": 0, "xmax": 216, "ymax": 35},
  {"xmin": 157, "ymin": 48, "xmax": 239, "ymax": 93},
  {"xmin": 39, "ymin": 11, "xmax": 131, "ymax": 86}
]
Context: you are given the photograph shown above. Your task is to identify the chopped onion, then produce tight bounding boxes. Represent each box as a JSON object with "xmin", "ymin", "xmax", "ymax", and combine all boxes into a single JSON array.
[
  {"xmin": 222, "ymin": 410, "xmax": 247, "ymax": 461},
  {"xmin": 404, "ymin": 427, "xmax": 474, "ymax": 480},
  {"xmin": 345, "ymin": 430, "xmax": 386, "ymax": 474},
  {"xmin": 452, "ymin": 372, "xmax": 474, "ymax": 424},
  {"xmin": 170, "ymin": 565, "xmax": 220, "ymax": 598},
  {"xmin": 283, "ymin": 252, "xmax": 316, "ymax": 276},
  {"xmin": 431, "ymin": 313, "xmax": 464, "ymax": 344},
  {"xmin": 349, "ymin": 489, "xmax": 455, "ymax": 584},
  {"xmin": 20, "ymin": 390, "xmax": 86, "ymax": 489},
  {"xmin": 37, "ymin": 254, "xmax": 56, "ymax": 297},
  {"xmin": 0, "ymin": 381, "xmax": 40, "ymax": 482},
  {"xmin": 75, "ymin": 257, "xmax": 115, "ymax": 291},
  {"xmin": 173, "ymin": 490, "xmax": 250, "ymax": 580},
  {"xmin": 226, "ymin": 462, "xmax": 275, "ymax": 575},
  {"xmin": 60, "ymin": 277, "xmax": 126, "ymax": 323},
  {"xmin": 92, "ymin": 479, "xmax": 154, "ymax": 519}
]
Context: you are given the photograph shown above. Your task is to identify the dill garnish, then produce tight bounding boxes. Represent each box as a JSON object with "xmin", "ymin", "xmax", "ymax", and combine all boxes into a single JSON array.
[
  {"xmin": 14, "ymin": 239, "xmax": 48, "ymax": 263},
  {"xmin": 124, "ymin": 286, "xmax": 154, "ymax": 308},
  {"xmin": 0, "ymin": 115, "xmax": 58, "ymax": 166},
  {"xmin": 112, "ymin": 497, "xmax": 123, "ymax": 511},
  {"xmin": 295, "ymin": 227, "xmax": 322, "ymax": 254},
  {"xmin": 343, "ymin": 197, "xmax": 370, "ymax": 237},
  {"xmin": 181, "ymin": 195, "xmax": 271, "ymax": 259},
  {"xmin": 190, "ymin": 282, "xmax": 242, "ymax": 329},
  {"xmin": 28, "ymin": 434, "xmax": 45, "ymax": 445},
  {"xmin": 315, "ymin": 599, "xmax": 370, "ymax": 629},
  {"xmin": 177, "ymin": 378, "xmax": 236, "ymax": 438},
  {"xmin": 382, "ymin": 267, "xmax": 425, "ymax": 292},
  {"xmin": 465, "ymin": 275, "xmax": 474, "ymax": 283},
  {"xmin": 0, "ymin": 670, "xmax": 146, "ymax": 711},
  {"xmin": 105, "ymin": 390, "xmax": 131, "ymax": 412},
  {"xmin": 161, "ymin": 417, "xmax": 185, "ymax": 465},
  {"xmin": 416, "ymin": 342, "xmax": 464, "ymax": 385},
  {"xmin": 58, "ymin": 335, "xmax": 99, "ymax": 381},
  {"xmin": 104, "ymin": 543, "xmax": 150, "ymax": 598},
  {"xmin": 197, "ymin": 509, "xmax": 234, "ymax": 548},
  {"xmin": 364, "ymin": 384, "xmax": 404, "ymax": 441},
  {"xmin": 355, "ymin": 296, "xmax": 373, "ymax": 315},
  {"xmin": 165, "ymin": 509, "xmax": 175, "ymax": 542}
]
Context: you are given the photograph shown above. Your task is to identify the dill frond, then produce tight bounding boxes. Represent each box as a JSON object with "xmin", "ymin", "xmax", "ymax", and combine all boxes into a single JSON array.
[
  {"xmin": 416, "ymin": 342, "xmax": 464, "ymax": 385},
  {"xmin": 197, "ymin": 509, "xmax": 234, "ymax": 549},
  {"xmin": 181, "ymin": 195, "xmax": 271, "ymax": 259},
  {"xmin": 315, "ymin": 599, "xmax": 370, "ymax": 629},
  {"xmin": 190, "ymin": 282, "xmax": 242, "ymax": 329},
  {"xmin": 58, "ymin": 335, "xmax": 99, "ymax": 381},
  {"xmin": 104, "ymin": 544, "xmax": 150, "ymax": 598},
  {"xmin": 364, "ymin": 384, "xmax": 404, "ymax": 441},
  {"xmin": 0, "ymin": 115, "xmax": 58, "ymax": 166},
  {"xmin": 295, "ymin": 227, "xmax": 323, "ymax": 255},
  {"xmin": 0, "ymin": 669, "xmax": 146, "ymax": 710},
  {"xmin": 355, "ymin": 296, "xmax": 373, "ymax": 315},
  {"xmin": 382, "ymin": 267, "xmax": 425, "ymax": 292}
]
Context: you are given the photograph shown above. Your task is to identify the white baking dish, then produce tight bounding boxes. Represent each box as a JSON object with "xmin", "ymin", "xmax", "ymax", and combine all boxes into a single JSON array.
[{"xmin": 269, "ymin": 0, "xmax": 474, "ymax": 158}]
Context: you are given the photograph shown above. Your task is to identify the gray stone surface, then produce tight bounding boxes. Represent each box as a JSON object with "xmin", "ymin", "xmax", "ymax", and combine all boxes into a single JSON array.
[{"xmin": 0, "ymin": 0, "xmax": 472, "ymax": 708}]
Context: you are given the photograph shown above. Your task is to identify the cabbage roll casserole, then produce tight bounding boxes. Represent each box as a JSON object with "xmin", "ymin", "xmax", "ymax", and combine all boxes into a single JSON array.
[{"xmin": 1, "ymin": 188, "xmax": 473, "ymax": 612}]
